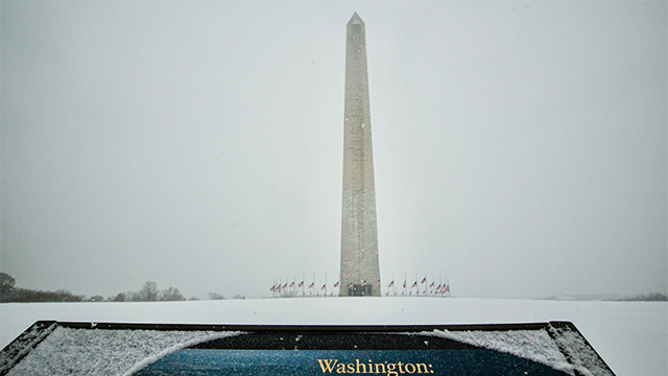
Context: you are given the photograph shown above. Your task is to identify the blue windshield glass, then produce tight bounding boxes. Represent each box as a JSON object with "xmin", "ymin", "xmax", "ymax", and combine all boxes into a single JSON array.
[{"xmin": 134, "ymin": 349, "xmax": 569, "ymax": 376}]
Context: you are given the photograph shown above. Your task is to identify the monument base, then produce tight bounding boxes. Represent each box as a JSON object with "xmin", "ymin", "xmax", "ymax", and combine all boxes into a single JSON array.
[{"xmin": 347, "ymin": 283, "xmax": 374, "ymax": 296}]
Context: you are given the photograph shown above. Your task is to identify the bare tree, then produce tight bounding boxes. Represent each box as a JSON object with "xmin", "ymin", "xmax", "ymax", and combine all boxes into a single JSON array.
[
  {"xmin": 208, "ymin": 292, "xmax": 225, "ymax": 300},
  {"xmin": 0, "ymin": 273, "xmax": 16, "ymax": 302},
  {"xmin": 136, "ymin": 281, "xmax": 159, "ymax": 301},
  {"xmin": 161, "ymin": 287, "xmax": 185, "ymax": 301}
]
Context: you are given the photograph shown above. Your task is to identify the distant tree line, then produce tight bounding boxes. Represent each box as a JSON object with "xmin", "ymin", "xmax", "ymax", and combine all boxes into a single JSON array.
[
  {"xmin": 615, "ymin": 292, "xmax": 667, "ymax": 302},
  {"xmin": 0, "ymin": 272, "xmax": 236, "ymax": 303},
  {"xmin": 105, "ymin": 281, "xmax": 187, "ymax": 302},
  {"xmin": 1, "ymin": 273, "xmax": 83, "ymax": 302},
  {"xmin": 207, "ymin": 292, "xmax": 245, "ymax": 300}
]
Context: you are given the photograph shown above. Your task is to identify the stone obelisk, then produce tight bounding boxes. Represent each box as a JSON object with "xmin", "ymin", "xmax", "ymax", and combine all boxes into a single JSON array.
[{"xmin": 340, "ymin": 13, "xmax": 381, "ymax": 297}]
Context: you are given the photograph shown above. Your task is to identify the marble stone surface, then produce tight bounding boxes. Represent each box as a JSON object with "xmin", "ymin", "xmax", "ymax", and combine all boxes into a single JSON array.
[{"xmin": 340, "ymin": 13, "xmax": 381, "ymax": 296}]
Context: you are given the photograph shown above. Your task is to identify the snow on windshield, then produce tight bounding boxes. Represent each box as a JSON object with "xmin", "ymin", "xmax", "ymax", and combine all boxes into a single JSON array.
[
  {"xmin": 4, "ymin": 327, "xmax": 238, "ymax": 376},
  {"xmin": 429, "ymin": 327, "xmax": 614, "ymax": 376}
]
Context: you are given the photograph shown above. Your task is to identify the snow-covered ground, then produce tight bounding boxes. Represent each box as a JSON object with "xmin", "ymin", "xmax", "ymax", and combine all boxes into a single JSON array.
[{"xmin": 0, "ymin": 298, "xmax": 665, "ymax": 376}]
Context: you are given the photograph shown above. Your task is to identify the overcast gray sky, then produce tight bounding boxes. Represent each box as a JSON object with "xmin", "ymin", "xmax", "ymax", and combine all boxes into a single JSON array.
[{"xmin": 1, "ymin": 1, "xmax": 666, "ymax": 300}]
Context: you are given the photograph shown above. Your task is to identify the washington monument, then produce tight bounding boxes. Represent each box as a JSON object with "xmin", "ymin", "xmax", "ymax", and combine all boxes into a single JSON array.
[{"xmin": 340, "ymin": 13, "xmax": 381, "ymax": 296}]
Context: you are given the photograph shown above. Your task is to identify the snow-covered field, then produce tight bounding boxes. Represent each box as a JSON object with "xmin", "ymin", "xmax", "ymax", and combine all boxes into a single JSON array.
[{"xmin": 0, "ymin": 298, "xmax": 665, "ymax": 376}]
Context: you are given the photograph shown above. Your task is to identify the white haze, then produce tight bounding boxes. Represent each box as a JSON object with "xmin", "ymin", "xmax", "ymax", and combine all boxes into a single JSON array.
[{"xmin": 0, "ymin": 2, "xmax": 666, "ymax": 299}]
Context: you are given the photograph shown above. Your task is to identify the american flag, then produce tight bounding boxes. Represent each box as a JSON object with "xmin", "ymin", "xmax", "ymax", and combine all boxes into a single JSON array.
[
  {"xmin": 269, "ymin": 285, "xmax": 276, "ymax": 292},
  {"xmin": 321, "ymin": 284, "xmax": 326, "ymax": 290},
  {"xmin": 308, "ymin": 282, "xmax": 314, "ymax": 288},
  {"xmin": 429, "ymin": 281, "xmax": 435, "ymax": 288},
  {"xmin": 361, "ymin": 281, "xmax": 367, "ymax": 286},
  {"xmin": 387, "ymin": 280, "xmax": 394, "ymax": 288},
  {"xmin": 412, "ymin": 281, "xmax": 418, "ymax": 288},
  {"xmin": 298, "ymin": 281, "xmax": 304, "ymax": 287},
  {"xmin": 421, "ymin": 277, "xmax": 427, "ymax": 284},
  {"xmin": 374, "ymin": 280, "xmax": 381, "ymax": 286},
  {"xmin": 403, "ymin": 281, "xmax": 406, "ymax": 288},
  {"xmin": 289, "ymin": 281, "xmax": 295, "ymax": 288},
  {"xmin": 348, "ymin": 283, "xmax": 354, "ymax": 289},
  {"xmin": 333, "ymin": 281, "xmax": 340, "ymax": 288}
]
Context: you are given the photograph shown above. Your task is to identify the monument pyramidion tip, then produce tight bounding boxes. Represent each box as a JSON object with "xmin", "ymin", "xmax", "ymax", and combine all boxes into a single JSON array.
[{"xmin": 349, "ymin": 12, "xmax": 364, "ymax": 25}]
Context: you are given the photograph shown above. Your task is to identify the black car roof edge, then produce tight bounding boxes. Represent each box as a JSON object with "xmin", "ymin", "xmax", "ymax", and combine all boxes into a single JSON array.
[{"xmin": 50, "ymin": 321, "xmax": 557, "ymax": 332}]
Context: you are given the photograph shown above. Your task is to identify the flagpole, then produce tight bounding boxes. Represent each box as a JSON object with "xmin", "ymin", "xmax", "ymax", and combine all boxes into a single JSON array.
[
  {"xmin": 431, "ymin": 274, "xmax": 434, "ymax": 296},
  {"xmin": 423, "ymin": 274, "xmax": 426, "ymax": 295},
  {"xmin": 423, "ymin": 274, "xmax": 427, "ymax": 295},
  {"xmin": 404, "ymin": 273, "xmax": 407, "ymax": 296},
  {"xmin": 414, "ymin": 273, "xmax": 417, "ymax": 296}
]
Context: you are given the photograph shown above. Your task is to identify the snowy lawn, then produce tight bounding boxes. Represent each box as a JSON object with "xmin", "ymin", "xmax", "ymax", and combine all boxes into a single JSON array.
[{"xmin": 0, "ymin": 298, "xmax": 665, "ymax": 376}]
